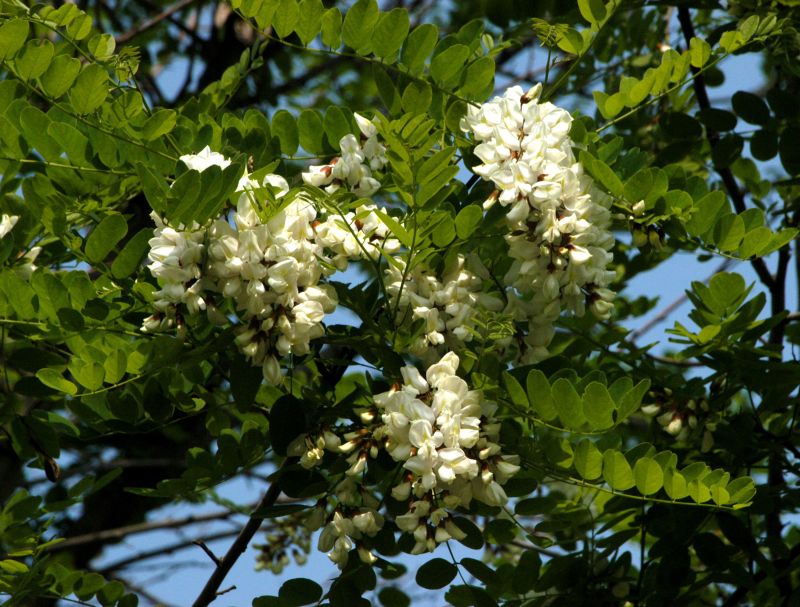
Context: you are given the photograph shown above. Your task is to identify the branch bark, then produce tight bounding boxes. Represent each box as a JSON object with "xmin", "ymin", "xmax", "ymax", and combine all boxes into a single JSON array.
[
  {"xmin": 676, "ymin": 7, "xmax": 774, "ymax": 291},
  {"xmin": 45, "ymin": 507, "xmax": 244, "ymax": 552},
  {"xmin": 191, "ymin": 479, "xmax": 283, "ymax": 607}
]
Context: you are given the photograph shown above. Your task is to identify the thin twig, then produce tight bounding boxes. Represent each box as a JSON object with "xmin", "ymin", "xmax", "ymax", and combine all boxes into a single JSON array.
[
  {"xmin": 191, "ymin": 477, "xmax": 283, "ymax": 607},
  {"xmin": 99, "ymin": 530, "xmax": 237, "ymax": 575},
  {"xmin": 45, "ymin": 508, "xmax": 246, "ymax": 552},
  {"xmin": 193, "ymin": 540, "xmax": 222, "ymax": 566},
  {"xmin": 115, "ymin": 0, "xmax": 198, "ymax": 45}
]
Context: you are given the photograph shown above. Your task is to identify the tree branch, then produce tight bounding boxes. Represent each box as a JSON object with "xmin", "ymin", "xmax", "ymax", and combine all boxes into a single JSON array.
[
  {"xmin": 115, "ymin": 0, "xmax": 199, "ymax": 45},
  {"xmin": 45, "ymin": 507, "xmax": 244, "ymax": 552},
  {"xmin": 99, "ymin": 530, "xmax": 238, "ymax": 575},
  {"xmin": 191, "ymin": 478, "xmax": 283, "ymax": 607},
  {"xmin": 676, "ymin": 7, "xmax": 774, "ymax": 291}
]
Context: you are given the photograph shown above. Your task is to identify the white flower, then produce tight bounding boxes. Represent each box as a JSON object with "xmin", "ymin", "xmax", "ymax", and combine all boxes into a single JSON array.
[
  {"xmin": 179, "ymin": 146, "xmax": 231, "ymax": 172},
  {"xmin": 0, "ymin": 214, "xmax": 19, "ymax": 239},
  {"xmin": 463, "ymin": 85, "xmax": 616, "ymax": 362}
]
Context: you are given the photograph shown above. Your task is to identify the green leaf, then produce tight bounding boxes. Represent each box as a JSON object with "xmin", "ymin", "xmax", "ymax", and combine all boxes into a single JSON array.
[
  {"xmin": 578, "ymin": 0, "xmax": 606, "ymax": 26},
  {"xmin": 732, "ymin": 91, "xmax": 770, "ymax": 125},
  {"xmin": 779, "ymin": 126, "xmax": 800, "ymax": 176},
  {"xmin": 617, "ymin": 379, "xmax": 651, "ymax": 422},
  {"xmin": 527, "ymin": 369, "xmax": 557, "ymax": 421},
  {"xmin": 69, "ymin": 64, "xmax": 109, "ymax": 114},
  {"xmin": 14, "ymin": 39, "xmax": 55, "ymax": 81},
  {"xmin": 582, "ymin": 381, "xmax": 615, "ymax": 429},
  {"xmin": 40, "ymin": 55, "xmax": 81, "ymax": 99},
  {"xmin": 580, "ymin": 150, "xmax": 623, "ymax": 197},
  {"xmin": 688, "ymin": 479, "xmax": 711, "ymax": 503},
  {"xmin": 0, "ymin": 19, "xmax": 29, "ymax": 61},
  {"xmin": 455, "ymin": 205, "xmax": 482, "ymax": 239},
  {"xmin": 86, "ymin": 213, "xmax": 128, "ymax": 263},
  {"xmin": 298, "ymin": 109, "xmax": 326, "ymax": 155},
  {"xmin": 0, "ymin": 559, "xmax": 28, "ymax": 574},
  {"xmin": 273, "ymin": 0, "xmax": 300, "ymax": 39},
  {"xmin": 401, "ymin": 24, "xmax": 438, "ymax": 75},
  {"xmin": 417, "ymin": 148, "xmax": 454, "ymax": 184},
  {"xmin": 402, "ymin": 81, "xmax": 432, "ymax": 114},
  {"xmin": 685, "ymin": 191, "xmax": 727, "ymax": 237},
  {"xmin": 430, "ymin": 44, "xmax": 469, "ymax": 86},
  {"xmin": 663, "ymin": 467, "xmax": 688, "ymax": 500},
  {"xmin": 503, "ymin": 371, "xmax": 528, "ymax": 408},
  {"xmin": 552, "ymin": 377, "xmax": 585, "ymax": 429},
  {"xmin": 697, "ymin": 108, "xmax": 737, "ymax": 132},
  {"xmin": 374, "ymin": 210, "xmax": 411, "ymax": 247},
  {"xmin": 512, "ymin": 550, "xmax": 541, "ymax": 594},
  {"xmin": 342, "ymin": 0, "xmax": 379, "ymax": 53},
  {"xmin": 87, "ymin": 33, "xmax": 116, "ymax": 60},
  {"xmin": 602, "ymin": 449, "xmax": 634, "ymax": 490},
  {"xmin": 36, "ymin": 368, "xmax": 78, "ymax": 395},
  {"xmin": 713, "ymin": 214, "xmax": 745, "ymax": 251},
  {"xmin": 295, "ymin": 0, "xmax": 324, "ymax": 46},
  {"xmin": 278, "ymin": 578, "xmax": 323, "ymax": 606},
  {"xmin": 556, "ymin": 27, "xmax": 583, "ymax": 55},
  {"xmin": 373, "ymin": 8, "xmax": 410, "ymax": 60},
  {"xmin": 689, "ymin": 37, "xmax": 711, "ymax": 68},
  {"xmin": 323, "ymin": 106, "xmax": 350, "ymax": 149},
  {"xmin": 373, "ymin": 65, "xmax": 401, "ymax": 115},
  {"xmin": 272, "ymin": 110, "xmax": 298, "ymax": 155},
  {"xmin": 142, "ymin": 109, "xmax": 177, "ymax": 141},
  {"xmin": 19, "ymin": 107, "xmax": 61, "ymax": 160},
  {"xmin": 573, "ymin": 439, "xmax": 603, "ymax": 480},
  {"xmin": 633, "ymin": 457, "xmax": 663, "ymax": 495},
  {"xmin": 750, "ymin": 128, "xmax": 778, "ymax": 161},
  {"xmin": 111, "ymin": 229, "xmax": 151, "ymax": 279},
  {"xmin": 459, "ymin": 56, "xmax": 495, "ymax": 99},
  {"xmin": 136, "ymin": 162, "xmax": 169, "ymax": 213},
  {"xmin": 416, "ymin": 558, "xmax": 458, "ymax": 590},
  {"xmin": 726, "ymin": 476, "xmax": 756, "ymax": 505},
  {"xmin": 320, "ymin": 7, "xmax": 342, "ymax": 48}
]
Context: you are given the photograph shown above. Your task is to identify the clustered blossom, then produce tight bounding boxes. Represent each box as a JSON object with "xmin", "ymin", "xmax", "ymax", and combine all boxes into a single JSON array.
[
  {"xmin": 144, "ymin": 148, "xmax": 342, "ymax": 382},
  {"xmin": 462, "ymin": 83, "xmax": 616, "ymax": 362},
  {"xmin": 313, "ymin": 203, "xmax": 400, "ymax": 270},
  {"xmin": 302, "ymin": 113, "xmax": 387, "ymax": 197},
  {"xmin": 208, "ymin": 175, "xmax": 338, "ymax": 383},
  {"xmin": 291, "ymin": 352, "xmax": 518, "ymax": 566},
  {"xmin": 385, "ymin": 255, "xmax": 503, "ymax": 357},
  {"xmin": 144, "ymin": 113, "xmax": 396, "ymax": 382},
  {"xmin": 304, "ymin": 479, "xmax": 385, "ymax": 569},
  {"xmin": 143, "ymin": 214, "xmax": 207, "ymax": 330}
]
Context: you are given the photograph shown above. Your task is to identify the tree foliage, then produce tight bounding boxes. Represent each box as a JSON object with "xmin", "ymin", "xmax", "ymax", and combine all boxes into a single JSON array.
[{"xmin": 0, "ymin": 0, "xmax": 799, "ymax": 606}]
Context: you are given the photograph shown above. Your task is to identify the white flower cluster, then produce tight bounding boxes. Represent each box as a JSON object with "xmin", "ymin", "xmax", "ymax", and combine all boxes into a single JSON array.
[
  {"xmin": 385, "ymin": 255, "xmax": 503, "ymax": 357},
  {"xmin": 144, "ymin": 148, "xmax": 338, "ymax": 383},
  {"xmin": 374, "ymin": 353, "xmax": 519, "ymax": 514},
  {"xmin": 302, "ymin": 113, "xmax": 387, "ymax": 198},
  {"xmin": 144, "ymin": 213, "xmax": 207, "ymax": 326},
  {"xmin": 289, "ymin": 352, "xmax": 518, "ymax": 563},
  {"xmin": 314, "ymin": 203, "xmax": 400, "ymax": 270},
  {"xmin": 462, "ymin": 84, "xmax": 616, "ymax": 362},
  {"xmin": 305, "ymin": 479, "xmax": 385, "ymax": 569}
]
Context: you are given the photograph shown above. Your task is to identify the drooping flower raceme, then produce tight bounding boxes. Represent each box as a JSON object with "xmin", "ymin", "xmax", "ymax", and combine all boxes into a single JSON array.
[
  {"xmin": 208, "ymin": 175, "xmax": 339, "ymax": 383},
  {"xmin": 288, "ymin": 352, "xmax": 518, "ymax": 564},
  {"xmin": 462, "ymin": 84, "xmax": 616, "ymax": 362},
  {"xmin": 143, "ymin": 147, "xmax": 340, "ymax": 383},
  {"xmin": 385, "ymin": 255, "xmax": 504, "ymax": 357},
  {"xmin": 302, "ymin": 113, "xmax": 387, "ymax": 197}
]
